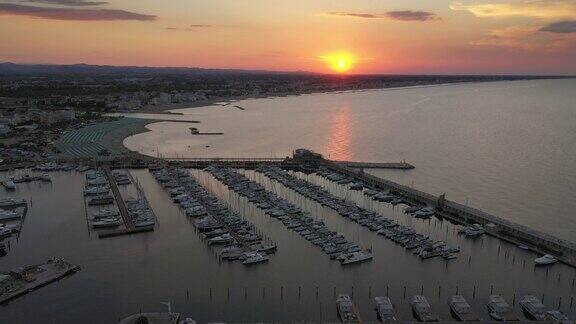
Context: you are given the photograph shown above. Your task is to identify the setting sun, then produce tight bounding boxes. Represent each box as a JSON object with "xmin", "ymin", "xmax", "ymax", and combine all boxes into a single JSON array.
[{"xmin": 320, "ymin": 52, "xmax": 357, "ymax": 73}]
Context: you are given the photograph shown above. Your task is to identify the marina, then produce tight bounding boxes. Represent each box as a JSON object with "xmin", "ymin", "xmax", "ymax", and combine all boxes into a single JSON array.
[{"xmin": 1, "ymin": 162, "xmax": 576, "ymax": 322}]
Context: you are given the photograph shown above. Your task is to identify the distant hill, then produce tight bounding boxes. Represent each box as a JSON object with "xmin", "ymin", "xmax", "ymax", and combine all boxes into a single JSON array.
[{"xmin": 0, "ymin": 62, "xmax": 314, "ymax": 76}]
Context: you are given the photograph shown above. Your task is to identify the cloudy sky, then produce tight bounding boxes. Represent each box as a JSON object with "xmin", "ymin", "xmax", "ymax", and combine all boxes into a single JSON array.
[{"xmin": 0, "ymin": 0, "xmax": 575, "ymax": 74}]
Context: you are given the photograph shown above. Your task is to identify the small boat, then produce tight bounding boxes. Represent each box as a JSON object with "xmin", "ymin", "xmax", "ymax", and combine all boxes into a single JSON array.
[
  {"xmin": 336, "ymin": 294, "xmax": 361, "ymax": 323},
  {"xmin": 256, "ymin": 244, "xmax": 277, "ymax": 254},
  {"xmin": 208, "ymin": 234, "xmax": 234, "ymax": 245},
  {"xmin": 0, "ymin": 198, "xmax": 26, "ymax": 208},
  {"xmin": 39, "ymin": 173, "xmax": 51, "ymax": 182},
  {"xmin": 92, "ymin": 217, "xmax": 121, "ymax": 228},
  {"xmin": 88, "ymin": 193, "xmax": 114, "ymax": 205},
  {"xmin": 340, "ymin": 251, "xmax": 373, "ymax": 265},
  {"xmin": 449, "ymin": 295, "xmax": 479, "ymax": 321},
  {"xmin": 3, "ymin": 179, "xmax": 15, "ymax": 190},
  {"xmin": 517, "ymin": 244, "xmax": 529, "ymax": 250},
  {"xmin": 411, "ymin": 295, "xmax": 439, "ymax": 322},
  {"xmin": 519, "ymin": 295, "xmax": 546, "ymax": 321},
  {"xmin": 487, "ymin": 294, "xmax": 518, "ymax": 321},
  {"xmin": 0, "ymin": 209, "xmax": 21, "ymax": 221},
  {"xmin": 546, "ymin": 310, "xmax": 569, "ymax": 321},
  {"xmin": 93, "ymin": 209, "xmax": 119, "ymax": 219},
  {"xmin": 241, "ymin": 252, "xmax": 269, "ymax": 265},
  {"xmin": 374, "ymin": 296, "xmax": 397, "ymax": 322},
  {"xmin": 534, "ymin": 254, "xmax": 558, "ymax": 265},
  {"xmin": 414, "ymin": 207, "xmax": 435, "ymax": 219}
]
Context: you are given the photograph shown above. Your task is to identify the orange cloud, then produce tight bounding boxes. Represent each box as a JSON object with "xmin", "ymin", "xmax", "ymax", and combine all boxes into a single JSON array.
[{"xmin": 451, "ymin": 1, "xmax": 576, "ymax": 19}]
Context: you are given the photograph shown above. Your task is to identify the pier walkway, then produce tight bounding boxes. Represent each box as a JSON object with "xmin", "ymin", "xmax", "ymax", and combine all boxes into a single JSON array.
[
  {"xmin": 334, "ymin": 161, "xmax": 415, "ymax": 169},
  {"xmin": 103, "ymin": 167, "xmax": 133, "ymax": 229}
]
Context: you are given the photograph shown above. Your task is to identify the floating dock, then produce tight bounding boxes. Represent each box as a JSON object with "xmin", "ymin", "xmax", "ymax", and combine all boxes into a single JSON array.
[{"xmin": 0, "ymin": 258, "xmax": 80, "ymax": 304}]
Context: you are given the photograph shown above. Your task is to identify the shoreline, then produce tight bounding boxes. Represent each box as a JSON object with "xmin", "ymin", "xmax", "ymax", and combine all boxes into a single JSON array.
[
  {"xmin": 134, "ymin": 77, "xmax": 562, "ymax": 115},
  {"xmin": 109, "ymin": 78, "xmax": 566, "ymax": 158}
]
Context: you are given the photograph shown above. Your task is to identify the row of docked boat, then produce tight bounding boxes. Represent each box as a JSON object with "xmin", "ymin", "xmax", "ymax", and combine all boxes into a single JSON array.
[
  {"xmin": 257, "ymin": 166, "xmax": 459, "ymax": 261},
  {"xmin": 112, "ymin": 170, "xmax": 131, "ymax": 185},
  {"xmin": 150, "ymin": 166, "xmax": 273, "ymax": 266},
  {"xmin": 125, "ymin": 197, "xmax": 156, "ymax": 228},
  {"xmin": 33, "ymin": 162, "xmax": 75, "ymax": 172},
  {"xmin": 205, "ymin": 165, "xmax": 373, "ymax": 265},
  {"xmin": 336, "ymin": 293, "xmax": 569, "ymax": 323},
  {"xmin": 91, "ymin": 207, "xmax": 122, "ymax": 228},
  {"xmin": 0, "ymin": 198, "xmax": 26, "ymax": 249},
  {"xmin": 84, "ymin": 169, "xmax": 115, "ymax": 205}
]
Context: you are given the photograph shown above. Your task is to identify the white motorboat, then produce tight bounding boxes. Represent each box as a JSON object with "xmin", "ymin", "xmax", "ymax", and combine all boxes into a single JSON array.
[
  {"xmin": 336, "ymin": 294, "xmax": 361, "ymax": 323},
  {"xmin": 449, "ymin": 295, "xmax": 478, "ymax": 321},
  {"xmin": 340, "ymin": 251, "xmax": 373, "ymax": 265},
  {"xmin": 0, "ymin": 209, "xmax": 21, "ymax": 221},
  {"xmin": 84, "ymin": 186, "xmax": 110, "ymax": 196},
  {"xmin": 208, "ymin": 234, "xmax": 234, "ymax": 245},
  {"xmin": 93, "ymin": 209, "xmax": 119, "ymax": 219},
  {"xmin": 241, "ymin": 252, "xmax": 269, "ymax": 265},
  {"xmin": 92, "ymin": 217, "xmax": 121, "ymax": 228},
  {"xmin": 487, "ymin": 294, "xmax": 518, "ymax": 321},
  {"xmin": 519, "ymin": 295, "xmax": 546, "ymax": 321},
  {"xmin": 411, "ymin": 295, "xmax": 439, "ymax": 322},
  {"xmin": 3, "ymin": 179, "xmax": 15, "ymax": 190},
  {"xmin": 374, "ymin": 296, "xmax": 397, "ymax": 322},
  {"xmin": 534, "ymin": 254, "xmax": 558, "ymax": 265},
  {"xmin": 0, "ymin": 198, "xmax": 26, "ymax": 208}
]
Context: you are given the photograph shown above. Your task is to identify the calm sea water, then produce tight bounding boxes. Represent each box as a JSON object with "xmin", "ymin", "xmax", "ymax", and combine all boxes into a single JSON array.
[
  {"xmin": 125, "ymin": 79, "xmax": 576, "ymax": 243},
  {"xmin": 2, "ymin": 79, "xmax": 576, "ymax": 323}
]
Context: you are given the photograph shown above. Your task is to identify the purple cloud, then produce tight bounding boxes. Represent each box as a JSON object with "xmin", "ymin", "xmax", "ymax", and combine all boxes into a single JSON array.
[
  {"xmin": 385, "ymin": 10, "xmax": 439, "ymax": 22},
  {"xmin": 540, "ymin": 20, "xmax": 576, "ymax": 34},
  {"xmin": 325, "ymin": 10, "xmax": 438, "ymax": 21},
  {"xmin": 0, "ymin": 3, "xmax": 156, "ymax": 21},
  {"xmin": 166, "ymin": 25, "xmax": 212, "ymax": 31},
  {"xmin": 24, "ymin": 0, "xmax": 109, "ymax": 6},
  {"xmin": 326, "ymin": 12, "xmax": 381, "ymax": 19}
]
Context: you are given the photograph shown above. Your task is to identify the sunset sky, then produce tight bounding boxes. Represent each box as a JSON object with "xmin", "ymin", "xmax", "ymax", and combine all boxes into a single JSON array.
[{"xmin": 0, "ymin": 0, "xmax": 575, "ymax": 74}]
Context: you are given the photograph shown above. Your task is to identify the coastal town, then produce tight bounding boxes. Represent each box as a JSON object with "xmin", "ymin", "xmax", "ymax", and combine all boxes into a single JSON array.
[{"xmin": 0, "ymin": 64, "xmax": 561, "ymax": 166}]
